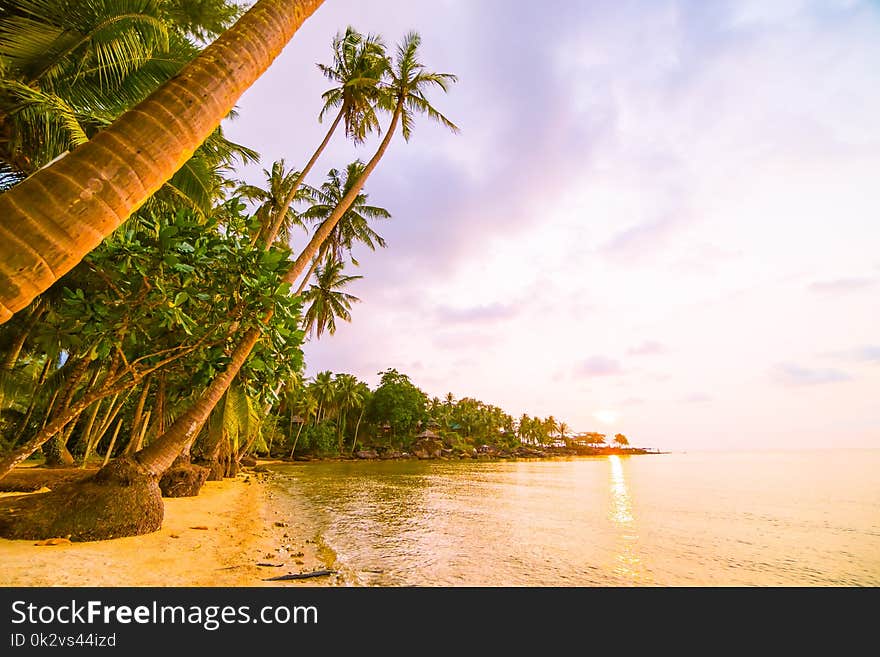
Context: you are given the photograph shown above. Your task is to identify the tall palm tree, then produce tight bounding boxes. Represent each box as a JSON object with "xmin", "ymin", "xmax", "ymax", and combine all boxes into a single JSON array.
[
  {"xmin": 558, "ymin": 422, "xmax": 570, "ymax": 444},
  {"xmin": 235, "ymin": 159, "xmax": 311, "ymax": 246},
  {"xmin": 295, "ymin": 160, "xmax": 390, "ymax": 293},
  {"xmin": 302, "ymin": 260, "xmax": 362, "ymax": 339},
  {"xmin": 0, "ymin": 0, "xmax": 325, "ymax": 323},
  {"xmin": 259, "ymin": 27, "xmax": 388, "ymax": 247},
  {"xmin": 133, "ymin": 31, "xmax": 457, "ymax": 480},
  {"xmin": 349, "ymin": 380, "xmax": 371, "ymax": 455},
  {"xmin": 279, "ymin": 30, "xmax": 458, "ymax": 293},
  {"xmin": 333, "ymin": 373, "xmax": 362, "ymax": 452}
]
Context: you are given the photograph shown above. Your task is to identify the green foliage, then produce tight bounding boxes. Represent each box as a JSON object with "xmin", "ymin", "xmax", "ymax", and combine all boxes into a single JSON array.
[
  {"xmin": 366, "ymin": 368, "xmax": 428, "ymax": 444},
  {"xmin": 0, "ymin": 0, "xmax": 252, "ymax": 209},
  {"xmin": 296, "ymin": 420, "xmax": 337, "ymax": 456}
]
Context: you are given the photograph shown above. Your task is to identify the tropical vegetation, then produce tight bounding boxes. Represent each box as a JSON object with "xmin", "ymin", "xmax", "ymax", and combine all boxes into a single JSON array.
[{"xmin": 0, "ymin": 1, "xmax": 461, "ymax": 541}]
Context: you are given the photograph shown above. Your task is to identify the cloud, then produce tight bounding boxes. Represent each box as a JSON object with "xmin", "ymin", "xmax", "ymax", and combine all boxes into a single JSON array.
[
  {"xmin": 833, "ymin": 345, "xmax": 880, "ymax": 363},
  {"xmin": 599, "ymin": 214, "xmax": 683, "ymax": 259},
  {"xmin": 808, "ymin": 278, "xmax": 876, "ymax": 295},
  {"xmin": 435, "ymin": 303, "xmax": 518, "ymax": 324},
  {"xmin": 574, "ymin": 356, "xmax": 623, "ymax": 377},
  {"xmin": 772, "ymin": 363, "xmax": 852, "ymax": 386},
  {"xmin": 628, "ymin": 340, "xmax": 666, "ymax": 356}
]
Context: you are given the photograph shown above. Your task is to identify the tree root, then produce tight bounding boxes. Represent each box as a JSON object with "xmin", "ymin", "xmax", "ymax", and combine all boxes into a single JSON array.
[{"xmin": 0, "ymin": 458, "xmax": 163, "ymax": 541}]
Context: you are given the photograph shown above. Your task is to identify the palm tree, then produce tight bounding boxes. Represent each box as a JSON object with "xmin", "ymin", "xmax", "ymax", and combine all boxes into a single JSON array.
[
  {"xmin": 278, "ymin": 30, "xmax": 458, "ymax": 293},
  {"xmin": 235, "ymin": 160, "xmax": 311, "ymax": 246},
  {"xmin": 310, "ymin": 371, "xmax": 335, "ymax": 425},
  {"xmin": 333, "ymin": 373, "xmax": 363, "ymax": 452},
  {"xmin": 295, "ymin": 161, "xmax": 390, "ymax": 293},
  {"xmin": 258, "ymin": 27, "xmax": 388, "ymax": 247},
  {"xmin": 558, "ymin": 422, "xmax": 570, "ymax": 444},
  {"xmin": 301, "ymin": 260, "xmax": 362, "ymax": 338},
  {"xmin": 349, "ymin": 381, "xmax": 371, "ymax": 455},
  {"xmin": 0, "ymin": 0, "xmax": 325, "ymax": 323},
  {"xmin": 288, "ymin": 392, "xmax": 317, "ymax": 457},
  {"xmin": 134, "ymin": 30, "xmax": 457, "ymax": 483}
]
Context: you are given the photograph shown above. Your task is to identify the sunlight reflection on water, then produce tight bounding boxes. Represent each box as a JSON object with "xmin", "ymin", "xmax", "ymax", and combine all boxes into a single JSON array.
[
  {"xmin": 608, "ymin": 455, "xmax": 647, "ymax": 583},
  {"xmin": 269, "ymin": 450, "xmax": 880, "ymax": 586}
]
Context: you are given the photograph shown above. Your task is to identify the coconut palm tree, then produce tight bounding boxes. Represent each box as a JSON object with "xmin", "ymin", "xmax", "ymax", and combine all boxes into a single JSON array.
[
  {"xmin": 558, "ymin": 422, "xmax": 570, "ymax": 444},
  {"xmin": 258, "ymin": 27, "xmax": 388, "ymax": 247},
  {"xmin": 287, "ymin": 389, "xmax": 317, "ymax": 457},
  {"xmin": 349, "ymin": 381, "xmax": 371, "ymax": 455},
  {"xmin": 278, "ymin": 30, "xmax": 459, "ymax": 293},
  {"xmin": 235, "ymin": 160, "xmax": 312, "ymax": 246},
  {"xmin": 302, "ymin": 260, "xmax": 362, "ymax": 339},
  {"xmin": 310, "ymin": 370, "xmax": 335, "ymax": 425},
  {"xmin": 333, "ymin": 373, "xmax": 363, "ymax": 452},
  {"xmin": 0, "ymin": 0, "xmax": 325, "ymax": 324},
  {"xmin": 295, "ymin": 160, "xmax": 390, "ymax": 293}
]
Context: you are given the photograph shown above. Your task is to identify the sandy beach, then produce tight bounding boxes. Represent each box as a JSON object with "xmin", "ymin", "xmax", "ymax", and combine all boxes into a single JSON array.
[{"xmin": 0, "ymin": 469, "xmax": 341, "ymax": 587}]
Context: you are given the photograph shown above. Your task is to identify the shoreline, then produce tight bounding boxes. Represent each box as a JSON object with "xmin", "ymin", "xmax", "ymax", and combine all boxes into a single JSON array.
[
  {"xmin": 277, "ymin": 445, "xmax": 665, "ymax": 464},
  {"xmin": 0, "ymin": 470, "xmax": 341, "ymax": 587},
  {"xmin": 0, "ymin": 451, "xmax": 658, "ymax": 587}
]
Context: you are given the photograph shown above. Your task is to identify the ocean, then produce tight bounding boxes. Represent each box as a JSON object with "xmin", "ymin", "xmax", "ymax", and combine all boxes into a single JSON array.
[{"xmin": 268, "ymin": 449, "xmax": 880, "ymax": 586}]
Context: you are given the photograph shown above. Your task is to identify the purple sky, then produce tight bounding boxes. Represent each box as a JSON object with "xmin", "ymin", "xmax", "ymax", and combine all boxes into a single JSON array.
[{"xmin": 225, "ymin": 0, "xmax": 880, "ymax": 450}]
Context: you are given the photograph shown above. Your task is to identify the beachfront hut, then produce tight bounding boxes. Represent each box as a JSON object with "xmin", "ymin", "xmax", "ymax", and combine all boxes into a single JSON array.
[{"xmin": 414, "ymin": 428, "xmax": 440, "ymax": 440}]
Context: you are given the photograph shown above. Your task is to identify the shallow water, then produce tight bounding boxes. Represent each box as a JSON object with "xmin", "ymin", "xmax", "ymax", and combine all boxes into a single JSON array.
[{"xmin": 268, "ymin": 449, "xmax": 880, "ymax": 586}]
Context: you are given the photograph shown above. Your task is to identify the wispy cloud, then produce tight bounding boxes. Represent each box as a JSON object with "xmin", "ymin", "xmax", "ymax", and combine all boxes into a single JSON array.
[
  {"xmin": 574, "ymin": 356, "xmax": 623, "ymax": 378},
  {"xmin": 772, "ymin": 363, "xmax": 852, "ymax": 386},
  {"xmin": 628, "ymin": 340, "xmax": 666, "ymax": 356},
  {"xmin": 808, "ymin": 278, "xmax": 875, "ymax": 295},
  {"xmin": 833, "ymin": 345, "xmax": 880, "ymax": 363},
  {"xmin": 599, "ymin": 214, "xmax": 683, "ymax": 259}
]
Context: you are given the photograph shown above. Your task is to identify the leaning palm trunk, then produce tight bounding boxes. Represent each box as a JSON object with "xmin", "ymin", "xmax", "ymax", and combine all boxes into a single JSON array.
[
  {"xmin": 295, "ymin": 250, "xmax": 323, "ymax": 295},
  {"xmin": 133, "ymin": 103, "xmax": 403, "ymax": 478},
  {"xmin": 0, "ymin": 0, "xmax": 325, "ymax": 324}
]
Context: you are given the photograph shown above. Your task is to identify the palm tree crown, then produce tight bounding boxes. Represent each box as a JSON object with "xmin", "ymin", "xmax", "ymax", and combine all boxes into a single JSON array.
[
  {"xmin": 302, "ymin": 260, "xmax": 362, "ymax": 338},
  {"xmin": 318, "ymin": 26, "xmax": 388, "ymax": 144},
  {"xmin": 302, "ymin": 160, "xmax": 390, "ymax": 266},
  {"xmin": 381, "ymin": 31, "xmax": 459, "ymax": 141}
]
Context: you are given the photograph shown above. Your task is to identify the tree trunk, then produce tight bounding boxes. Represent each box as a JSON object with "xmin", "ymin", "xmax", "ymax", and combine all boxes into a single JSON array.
[
  {"xmin": 0, "ymin": 0, "xmax": 325, "ymax": 324},
  {"xmin": 134, "ymin": 328, "xmax": 262, "ymax": 476},
  {"xmin": 0, "ymin": 375, "xmax": 137, "ymax": 480},
  {"xmin": 290, "ymin": 421, "xmax": 305, "ymax": 458},
  {"xmin": 102, "ymin": 418, "xmax": 124, "ymax": 466},
  {"xmin": 43, "ymin": 357, "xmax": 91, "ymax": 466},
  {"xmin": 11, "ymin": 355, "xmax": 52, "ymax": 445},
  {"xmin": 295, "ymin": 252, "xmax": 322, "ymax": 295},
  {"xmin": 1, "ymin": 300, "xmax": 44, "ymax": 373},
  {"xmin": 281, "ymin": 99, "xmax": 404, "ymax": 290},
  {"xmin": 350, "ymin": 407, "xmax": 365, "ymax": 456},
  {"xmin": 126, "ymin": 377, "xmax": 151, "ymax": 455}
]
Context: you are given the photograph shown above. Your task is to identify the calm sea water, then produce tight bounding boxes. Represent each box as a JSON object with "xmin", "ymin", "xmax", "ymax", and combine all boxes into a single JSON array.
[{"xmin": 268, "ymin": 449, "xmax": 880, "ymax": 586}]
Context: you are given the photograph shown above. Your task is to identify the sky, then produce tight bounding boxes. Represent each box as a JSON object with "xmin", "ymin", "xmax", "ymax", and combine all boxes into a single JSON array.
[{"xmin": 223, "ymin": 0, "xmax": 880, "ymax": 451}]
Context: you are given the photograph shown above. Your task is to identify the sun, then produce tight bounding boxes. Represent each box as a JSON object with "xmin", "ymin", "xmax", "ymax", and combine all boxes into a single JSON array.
[{"xmin": 593, "ymin": 409, "xmax": 619, "ymax": 426}]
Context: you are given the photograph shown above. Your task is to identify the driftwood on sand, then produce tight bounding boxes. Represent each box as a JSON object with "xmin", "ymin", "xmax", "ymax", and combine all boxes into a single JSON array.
[{"xmin": 263, "ymin": 569, "xmax": 335, "ymax": 581}]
